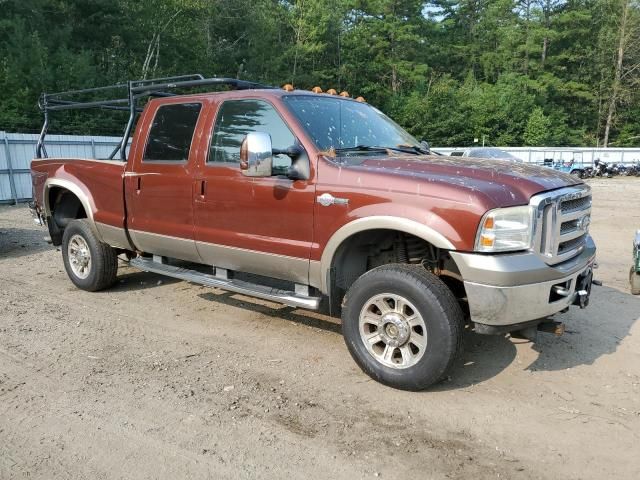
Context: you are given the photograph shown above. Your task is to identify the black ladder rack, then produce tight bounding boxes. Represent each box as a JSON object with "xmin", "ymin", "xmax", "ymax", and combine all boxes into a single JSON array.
[{"xmin": 37, "ymin": 74, "xmax": 274, "ymax": 161}]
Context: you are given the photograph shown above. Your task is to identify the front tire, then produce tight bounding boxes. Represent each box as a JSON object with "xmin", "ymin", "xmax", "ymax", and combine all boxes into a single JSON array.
[
  {"xmin": 62, "ymin": 219, "xmax": 118, "ymax": 291},
  {"xmin": 341, "ymin": 264, "xmax": 464, "ymax": 391}
]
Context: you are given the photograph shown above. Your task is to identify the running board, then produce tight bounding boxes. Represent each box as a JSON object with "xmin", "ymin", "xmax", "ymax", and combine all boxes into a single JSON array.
[{"xmin": 129, "ymin": 257, "xmax": 321, "ymax": 310}]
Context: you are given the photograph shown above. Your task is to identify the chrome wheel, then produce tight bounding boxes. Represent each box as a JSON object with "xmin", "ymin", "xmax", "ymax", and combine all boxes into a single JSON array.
[
  {"xmin": 67, "ymin": 234, "xmax": 92, "ymax": 280},
  {"xmin": 358, "ymin": 293, "xmax": 427, "ymax": 369}
]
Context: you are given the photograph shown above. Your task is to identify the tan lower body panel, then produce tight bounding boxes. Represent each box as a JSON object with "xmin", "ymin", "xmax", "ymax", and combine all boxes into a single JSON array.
[
  {"xmin": 128, "ymin": 229, "xmax": 202, "ymax": 263},
  {"xmin": 196, "ymin": 241, "xmax": 310, "ymax": 286},
  {"xmin": 308, "ymin": 260, "xmax": 323, "ymax": 292},
  {"xmin": 127, "ymin": 229, "xmax": 312, "ymax": 286},
  {"xmin": 95, "ymin": 222, "xmax": 131, "ymax": 250}
]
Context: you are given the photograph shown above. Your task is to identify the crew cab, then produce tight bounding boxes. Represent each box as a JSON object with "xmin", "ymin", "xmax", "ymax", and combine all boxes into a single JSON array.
[{"xmin": 30, "ymin": 75, "xmax": 596, "ymax": 390}]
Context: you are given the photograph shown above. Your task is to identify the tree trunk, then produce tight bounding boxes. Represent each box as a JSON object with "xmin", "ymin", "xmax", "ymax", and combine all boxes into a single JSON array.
[
  {"xmin": 523, "ymin": 0, "xmax": 531, "ymax": 75},
  {"xmin": 604, "ymin": 0, "xmax": 630, "ymax": 147}
]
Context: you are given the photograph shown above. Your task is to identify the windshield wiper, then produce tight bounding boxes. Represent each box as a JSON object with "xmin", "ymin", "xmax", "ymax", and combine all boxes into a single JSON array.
[
  {"xmin": 334, "ymin": 145, "xmax": 427, "ymax": 155},
  {"xmin": 334, "ymin": 145, "xmax": 389, "ymax": 153},
  {"xmin": 392, "ymin": 145, "xmax": 431, "ymax": 155}
]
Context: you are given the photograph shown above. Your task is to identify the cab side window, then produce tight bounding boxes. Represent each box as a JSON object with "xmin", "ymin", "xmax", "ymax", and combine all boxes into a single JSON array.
[
  {"xmin": 143, "ymin": 103, "xmax": 202, "ymax": 162},
  {"xmin": 209, "ymin": 99, "xmax": 296, "ymax": 171}
]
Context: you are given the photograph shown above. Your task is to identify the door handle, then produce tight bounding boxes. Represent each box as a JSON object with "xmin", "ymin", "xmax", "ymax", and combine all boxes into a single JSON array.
[
  {"xmin": 195, "ymin": 179, "xmax": 206, "ymax": 199},
  {"xmin": 136, "ymin": 176, "xmax": 141, "ymax": 191}
]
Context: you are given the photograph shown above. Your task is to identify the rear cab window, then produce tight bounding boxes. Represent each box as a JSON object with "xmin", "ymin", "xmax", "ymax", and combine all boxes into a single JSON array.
[{"xmin": 143, "ymin": 103, "xmax": 202, "ymax": 162}]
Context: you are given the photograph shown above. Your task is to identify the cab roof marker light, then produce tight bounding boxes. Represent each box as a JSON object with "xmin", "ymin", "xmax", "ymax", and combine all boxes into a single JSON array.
[
  {"xmin": 282, "ymin": 84, "xmax": 294, "ymax": 91},
  {"xmin": 311, "ymin": 86, "xmax": 323, "ymax": 93},
  {"xmin": 326, "ymin": 88, "xmax": 337, "ymax": 95}
]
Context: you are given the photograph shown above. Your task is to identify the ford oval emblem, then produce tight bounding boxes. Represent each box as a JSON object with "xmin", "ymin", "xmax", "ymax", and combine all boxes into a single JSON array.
[{"xmin": 577, "ymin": 214, "xmax": 591, "ymax": 232}]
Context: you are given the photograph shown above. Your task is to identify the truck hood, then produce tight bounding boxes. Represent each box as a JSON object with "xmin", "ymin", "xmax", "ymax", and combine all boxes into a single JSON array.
[{"xmin": 342, "ymin": 154, "xmax": 582, "ymax": 207}]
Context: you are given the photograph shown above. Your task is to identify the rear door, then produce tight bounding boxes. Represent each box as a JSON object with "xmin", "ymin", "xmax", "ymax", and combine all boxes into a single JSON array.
[{"xmin": 124, "ymin": 100, "xmax": 205, "ymax": 262}]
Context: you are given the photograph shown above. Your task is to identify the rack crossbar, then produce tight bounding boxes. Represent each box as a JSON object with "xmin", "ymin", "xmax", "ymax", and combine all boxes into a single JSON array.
[{"xmin": 37, "ymin": 73, "xmax": 274, "ymax": 161}]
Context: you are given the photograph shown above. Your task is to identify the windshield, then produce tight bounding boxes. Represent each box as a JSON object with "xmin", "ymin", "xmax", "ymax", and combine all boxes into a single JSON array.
[
  {"xmin": 467, "ymin": 148, "xmax": 518, "ymax": 160},
  {"xmin": 283, "ymin": 95, "xmax": 422, "ymax": 156}
]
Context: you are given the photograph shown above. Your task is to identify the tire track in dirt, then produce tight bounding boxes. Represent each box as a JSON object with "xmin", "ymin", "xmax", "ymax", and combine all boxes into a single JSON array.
[{"xmin": 1, "ymin": 272, "xmax": 535, "ymax": 479}]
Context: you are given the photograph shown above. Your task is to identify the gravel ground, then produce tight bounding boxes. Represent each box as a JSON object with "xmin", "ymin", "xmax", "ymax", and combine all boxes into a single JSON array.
[{"xmin": 1, "ymin": 177, "xmax": 639, "ymax": 480}]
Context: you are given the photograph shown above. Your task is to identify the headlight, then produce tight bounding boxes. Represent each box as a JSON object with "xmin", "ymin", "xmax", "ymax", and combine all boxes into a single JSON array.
[{"xmin": 475, "ymin": 206, "xmax": 535, "ymax": 252}]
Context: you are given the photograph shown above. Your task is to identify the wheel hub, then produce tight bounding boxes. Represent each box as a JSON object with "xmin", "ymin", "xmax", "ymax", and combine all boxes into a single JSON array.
[
  {"xmin": 380, "ymin": 313, "xmax": 410, "ymax": 347},
  {"xmin": 358, "ymin": 293, "xmax": 428, "ymax": 369},
  {"xmin": 74, "ymin": 249, "xmax": 90, "ymax": 268},
  {"xmin": 67, "ymin": 234, "xmax": 92, "ymax": 280}
]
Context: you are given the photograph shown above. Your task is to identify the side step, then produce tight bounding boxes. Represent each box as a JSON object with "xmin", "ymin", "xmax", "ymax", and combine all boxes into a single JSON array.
[{"xmin": 129, "ymin": 256, "xmax": 321, "ymax": 310}]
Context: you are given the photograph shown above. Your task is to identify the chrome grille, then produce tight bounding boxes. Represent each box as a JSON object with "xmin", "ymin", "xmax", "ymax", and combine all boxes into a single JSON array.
[
  {"xmin": 558, "ymin": 235, "xmax": 586, "ymax": 254},
  {"xmin": 560, "ymin": 196, "xmax": 591, "ymax": 214},
  {"xmin": 531, "ymin": 185, "xmax": 592, "ymax": 265},
  {"xmin": 560, "ymin": 219, "xmax": 578, "ymax": 235}
]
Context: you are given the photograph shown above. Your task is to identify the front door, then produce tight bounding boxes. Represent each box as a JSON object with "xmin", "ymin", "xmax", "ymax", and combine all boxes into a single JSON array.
[
  {"xmin": 125, "ymin": 100, "xmax": 204, "ymax": 262},
  {"xmin": 193, "ymin": 98, "xmax": 315, "ymax": 284}
]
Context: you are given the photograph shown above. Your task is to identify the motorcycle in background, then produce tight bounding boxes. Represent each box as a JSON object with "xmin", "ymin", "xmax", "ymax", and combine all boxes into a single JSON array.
[
  {"xmin": 592, "ymin": 159, "xmax": 609, "ymax": 177},
  {"xmin": 625, "ymin": 160, "xmax": 640, "ymax": 176}
]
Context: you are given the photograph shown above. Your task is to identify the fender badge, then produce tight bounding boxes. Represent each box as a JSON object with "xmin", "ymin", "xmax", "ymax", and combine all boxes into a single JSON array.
[{"xmin": 317, "ymin": 193, "xmax": 349, "ymax": 207}]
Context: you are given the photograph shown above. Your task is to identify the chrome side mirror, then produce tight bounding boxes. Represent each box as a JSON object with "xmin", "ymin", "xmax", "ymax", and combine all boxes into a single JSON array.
[{"xmin": 240, "ymin": 132, "xmax": 273, "ymax": 177}]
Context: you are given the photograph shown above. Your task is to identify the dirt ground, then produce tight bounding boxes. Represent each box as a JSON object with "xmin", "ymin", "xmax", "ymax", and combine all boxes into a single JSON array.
[{"xmin": 1, "ymin": 177, "xmax": 639, "ymax": 480}]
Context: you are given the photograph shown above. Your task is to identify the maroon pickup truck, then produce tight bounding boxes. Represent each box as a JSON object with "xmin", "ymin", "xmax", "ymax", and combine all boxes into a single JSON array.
[{"xmin": 30, "ymin": 75, "xmax": 596, "ymax": 390}]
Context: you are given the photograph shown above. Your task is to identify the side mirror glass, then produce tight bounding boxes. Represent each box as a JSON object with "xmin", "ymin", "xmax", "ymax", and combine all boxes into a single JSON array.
[
  {"xmin": 420, "ymin": 140, "xmax": 431, "ymax": 153},
  {"xmin": 240, "ymin": 132, "xmax": 273, "ymax": 177}
]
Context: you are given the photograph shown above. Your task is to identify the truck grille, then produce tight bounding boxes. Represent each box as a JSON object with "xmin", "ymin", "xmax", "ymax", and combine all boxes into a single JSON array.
[
  {"xmin": 532, "ymin": 186, "xmax": 592, "ymax": 265},
  {"xmin": 560, "ymin": 196, "xmax": 590, "ymax": 214}
]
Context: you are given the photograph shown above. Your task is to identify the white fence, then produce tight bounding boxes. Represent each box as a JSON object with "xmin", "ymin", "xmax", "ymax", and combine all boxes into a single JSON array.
[
  {"xmin": 433, "ymin": 146, "xmax": 640, "ymax": 165},
  {"xmin": 0, "ymin": 132, "xmax": 122, "ymax": 204},
  {"xmin": 2, "ymin": 131, "xmax": 640, "ymax": 204}
]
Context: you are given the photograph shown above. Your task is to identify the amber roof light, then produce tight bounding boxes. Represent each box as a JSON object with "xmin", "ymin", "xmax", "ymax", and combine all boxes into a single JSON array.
[
  {"xmin": 311, "ymin": 86, "xmax": 323, "ymax": 93},
  {"xmin": 282, "ymin": 84, "xmax": 294, "ymax": 91}
]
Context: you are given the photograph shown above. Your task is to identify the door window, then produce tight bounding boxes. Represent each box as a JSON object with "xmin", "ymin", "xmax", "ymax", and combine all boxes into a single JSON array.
[
  {"xmin": 209, "ymin": 99, "xmax": 296, "ymax": 171},
  {"xmin": 143, "ymin": 103, "xmax": 202, "ymax": 162}
]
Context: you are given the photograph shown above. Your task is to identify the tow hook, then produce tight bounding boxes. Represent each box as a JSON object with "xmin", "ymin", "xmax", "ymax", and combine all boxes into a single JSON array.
[{"xmin": 576, "ymin": 290, "xmax": 589, "ymax": 308}]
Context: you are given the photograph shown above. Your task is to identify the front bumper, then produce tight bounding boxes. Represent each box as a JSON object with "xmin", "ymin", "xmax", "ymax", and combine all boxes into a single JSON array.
[{"xmin": 450, "ymin": 236, "xmax": 596, "ymax": 330}]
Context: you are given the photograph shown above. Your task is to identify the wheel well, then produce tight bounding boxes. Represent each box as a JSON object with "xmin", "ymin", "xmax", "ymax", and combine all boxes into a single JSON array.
[
  {"xmin": 47, "ymin": 187, "xmax": 88, "ymax": 245},
  {"xmin": 328, "ymin": 229, "xmax": 466, "ymax": 315}
]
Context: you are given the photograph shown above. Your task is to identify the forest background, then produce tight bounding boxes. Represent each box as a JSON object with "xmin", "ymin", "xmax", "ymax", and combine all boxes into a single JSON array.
[{"xmin": 1, "ymin": 0, "xmax": 639, "ymax": 147}]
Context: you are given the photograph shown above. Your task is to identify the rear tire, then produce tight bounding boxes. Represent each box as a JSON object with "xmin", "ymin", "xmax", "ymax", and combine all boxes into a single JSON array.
[
  {"xmin": 62, "ymin": 219, "xmax": 118, "ymax": 292},
  {"xmin": 341, "ymin": 264, "xmax": 464, "ymax": 391}
]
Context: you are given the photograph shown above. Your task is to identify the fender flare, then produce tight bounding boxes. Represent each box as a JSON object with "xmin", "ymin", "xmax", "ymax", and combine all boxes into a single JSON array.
[
  {"xmin": 44, "ymin": 178, "xmax": 102, "ymax": 240},
  {"xmin": 314, "ymin": 216, "xmax": 456, "ymax": 293}
]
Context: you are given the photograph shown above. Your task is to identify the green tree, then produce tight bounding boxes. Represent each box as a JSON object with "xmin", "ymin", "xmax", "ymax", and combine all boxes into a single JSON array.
[
  {"xmin": 524, "ymin": 107, "xmax": 552, "ymax": 145},
  {"xmin": 0, "ymin": 0, "xmax": 639, "ymax": 147}
]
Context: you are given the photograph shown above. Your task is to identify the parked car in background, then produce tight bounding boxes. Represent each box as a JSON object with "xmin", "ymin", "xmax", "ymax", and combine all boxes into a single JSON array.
[
  {"xmin": 541, "ymin": 150, "xmax": 587, "ymax": 178},
  {"xmin": 450, "ymin": 147, "xmax": 523, "ymax": 163}
]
